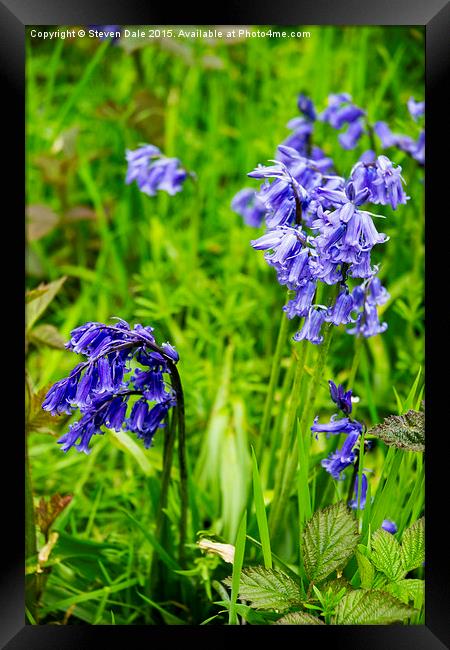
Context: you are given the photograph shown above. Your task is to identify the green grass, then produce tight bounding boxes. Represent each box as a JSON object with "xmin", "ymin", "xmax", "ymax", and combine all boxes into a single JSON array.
[{"xmin": 26, "ymin": 25, "xmax": 424, "ymax": 625}]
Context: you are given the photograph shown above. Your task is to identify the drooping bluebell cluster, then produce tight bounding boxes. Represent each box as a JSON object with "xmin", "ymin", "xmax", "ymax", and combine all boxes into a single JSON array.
[
  {"xmin": 231, "ymin": 92, "xmax": 417, "ymax": 344},
  {"xmin": 374, "ymin": 96, "xmax": 425, "ymax": 165},
  {"xmin": 126, "ymin": 145, "xmax": 190, "ymax": 196},
  {"xmin": 311, "ymin": 380, "xmax": 364, "ymax": 480},
  {"xmin": 42, "ymin": 319, "xmax": 179, "ymax": 453}
]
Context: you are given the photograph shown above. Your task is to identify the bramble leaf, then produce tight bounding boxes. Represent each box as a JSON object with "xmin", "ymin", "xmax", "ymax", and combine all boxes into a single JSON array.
[
  {"xmin": 333, "ymin": 589, "xmax": 415, "ymax": 625},
  {"xmin": 401, "ymin": 517, "xmax": 425, "ymax": 573},
  {"xmin": 36, "ymin": 494, "xmax": 73, "ymax": 538},
  {"xmin": 370, "ymin": 529, "xmax": 404, "ymax": 582},
  {"xmin": 26, "ymin": 384, "xmax": 64, "ymax": 435},
  {"xmin": 223, "ymin": 566, "xmax": 302, "ymax": 612},
  {"xmin": 302, "ymin": 501, "xmax": 359, "ymax": 584},
  {"xmin": 367, "ymin": 410, "xmax": 424, "ymax": 452},
  {"xmin": 382, "ymin": 579, "xmax": 424, "ymax": 608},
  {"xmin": 275, "ymin": 611, "xmax": 325, "ymax": 625},
  {"xmin": 356, "ymin": 549, "xmax": 375, "ymax": 589}
]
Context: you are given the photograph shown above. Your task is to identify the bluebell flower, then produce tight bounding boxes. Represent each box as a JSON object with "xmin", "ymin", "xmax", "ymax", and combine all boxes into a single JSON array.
[
  {"xmin": 231, "ymin": 188, "xmax": 267, "ymax": 227},
  {"xmin": 321, "ymin": 430, "xmax": 361, "ymax": 480},
  {"xmin": 374, "ymin": 122, "xmax": 425, "ymax": 165},
  {"xmin": 338, "ymin": 120, "xmax": 365, "ymax": 150},
  {"xmin": 126, "ymin": 145, "xmax": 190, "ymax": 196},
  {"xmin": 407, "ymin": 97, "xmax": 424, "ymax": 121},
  {"xmin": 293, "ymin": 307, "xmax": 327, "ymax": 344},
  {"xmin": 381, "ymin": 519, "xmax": 398, "ymax": 534},
  {"xmin": 349, "ymin": 472, "xmax": 368, "ymax": 510},
  {"xmin": 320, "ymin": 93, "xmax": 365, "ymax": 129},
  {"xmin": 351, "ymin": 155, "xmax": 409, "ymax": 209},
  {"xmin": 43, "ymin": 319, "xmax": 180, "ymax": 453},
  {"xmin": 311, "ymin": 415, "xmax": 362, "ymax": 438},
  {"xmin": 328, "ymin": 380, "xmax": 353, "ymax": 415}
]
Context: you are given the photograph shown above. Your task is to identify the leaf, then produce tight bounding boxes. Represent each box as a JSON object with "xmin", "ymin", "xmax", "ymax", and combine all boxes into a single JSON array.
[
  {"xmin": 368, "ymin": 410, "xmax": 424, "ymax": 452},
  {"xmin": 356, "ymin": 549, "xmax": 375, "ymax": 589},
  {"xmin": 401, "ymin": 517, "xmax": 425, "ymax": 573},
  {"xmin": 36, "ymin": 494, "xmax": 73, "ymax": 538},
  {"xmin": 275, "ymin": 611, "xmax": 325, "ymax": 625},
  {"xmin": 223, "ymin": 566, "xmax": 302, "ymax": 612},
  {"xmin": 28, "ymin": 324, "xmax": 66, "ymax": 349},
  {"xmin": 382, "ymin": 579, "xmax": 424, "ymax": 607},
  {"xmin": 26, "ymin": 277, "xmax": 66, "ymax": 331},
  {"xmin": 64, "ymin": 205, "xmax": 97, "ymax": 222},
  {"xmin": 302, "ymin": 501, "xmax": 359, "ymax": 584},
  {"xmin": 333, "ymin": 589, "xmax": 415, "ymax": 625},
  {"xmin": 228, "ymin": 509, "xmax": 247, "ymax": 625},
  {"xmin": 26, "ymin": 204, "xmax": 59, "ymax": 241},
  {"xmin": 320, "ymin": 576, "xmax": 352, "ymax": 597},
  {"xmin": 26, "ymin": 384, "xmax": 64, "ymax": 435},
  {"xmin": 370, "ymin": 529, "xmax": 404, "ymax": 582}
]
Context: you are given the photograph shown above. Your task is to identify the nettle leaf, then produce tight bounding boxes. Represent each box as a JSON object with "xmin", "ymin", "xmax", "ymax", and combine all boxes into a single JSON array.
[
  {"xmin": 356, "ymin": 549, "xmax": 375, "ymax": 589},
  {"xmin": 29, "ymin": 324, "xmax": 66, "ymax": 349},
  {"xmin": 303, "ymin": 501, "xmax": 359, "ymax": 584},
  {"xmin": 401, "ymin": 517, "xmax": 425, "ymax": 573},
  {"xmin": 223, "ymin": 566, "xmax": 302, "ymax": 612},
  {"xmin": 382, "ymin": 579, "xmax": 424, "ymax": 607},
  {"xmin": 275, "ymin": 611, "xmax": 325, "ymax": 625},
  {"xmin": 26, "ymin": 277, "xmax": 66, "ymax": 331},
  {"xmin": 370, "ymin": 529, "xmax": 404, "ymax": 582},
  {"xmin": 368, "ymin": 410, "xmax": 424, "ymax": 452},
  {"xmin": 333, "ymin": 589, "xmax": 415, "ymax": 625}
]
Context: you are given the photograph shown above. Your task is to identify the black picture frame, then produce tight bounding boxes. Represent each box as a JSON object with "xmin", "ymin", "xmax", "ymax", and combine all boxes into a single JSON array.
[{"xmin": 4, "ymin": 0, "xmax": 449, "ymax": 647}]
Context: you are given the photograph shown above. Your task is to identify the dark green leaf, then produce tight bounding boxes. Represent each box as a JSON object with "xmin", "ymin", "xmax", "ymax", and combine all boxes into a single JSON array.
[
  {"xmin": 223, "ymin": 566, "xmax": 302, "ymax": 612},
  {"xmin": 401, "ymin": 517, "xmax": 425, "ymax": 573},
  {"xmin": 334, "ymin": 589, "xmax": 415, "ymax": 624},
  {"xmin": 275, "ymin": 611, "xmax": 325, "ymax": 625},
  {"xmin": 368, "ymin": 410, "xmax": 424, "ymax": 452},
  {"xmin": 303, "ymin": 501, "xmax": 359, "ymax": 584}
]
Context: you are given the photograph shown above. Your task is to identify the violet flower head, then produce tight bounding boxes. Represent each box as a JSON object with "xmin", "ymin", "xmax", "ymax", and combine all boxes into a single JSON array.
[
  {"xmin": 382, "ymin": 519, "xmax": 398, "ymax": 534},
  {"xmin": 407, "ymin": 97, "xmax": 425, "ymax": 122},
  {"xmin": 312, "ymin": 379, "xmax": 364, "ymax": 481},
  {"xmin": 349, "ymin": 472, "xmax": 368, "ymax": 510},
  {"xmin": 42, "ymin": 319, "xmax": 179, "ymax": 453},
  {"xmin": 126, "ymin": 145, "xmax": 190, "ymax": 196},
  {"xmin": 231, "ymin": 188, "xmax": 267, "ymax": 227},
  {"xmin": 328, "ymin": 380, "xmax": 353, "ymax": 415}
]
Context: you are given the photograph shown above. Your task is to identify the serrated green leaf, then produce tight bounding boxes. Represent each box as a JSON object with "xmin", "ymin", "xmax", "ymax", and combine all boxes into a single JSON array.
[
  {"xmin": 320, "ymin": 577, "xmax": 351, "ymax": 598},
  {"xmin": 223, "ymin": 566, "xmax": 302, "ymax": 612},
  {"xmin": 334, "ymin": 589, "xmax": 415, "ymax": 624},
  {"xmin": 302, "ymin": 501, "xmax": 359, "ymax": 584},
  {"xmin": 275, "ymin": 611, "xmax": 325, "ymax": 625},
  {"xmin": 368, "ymin": 410, "xmax": 424, "ymax": 452},
  {"xmin": 26, "ymin": 277, "xmax": 66, "ymax": 331},
  {"xmin": 356, "ymin": 550, "xmax": 375, "ymax": 589},
  {"xmin": 370, "ymin": 529, "xmax": 404, "ymax": 582},
  {"xmin": 382, "ymin": 579, "xmax": 424, "ymax": 607},
  {"xmin": 401, "ymin": 517, "xmax": 425, "ymax": 573}
]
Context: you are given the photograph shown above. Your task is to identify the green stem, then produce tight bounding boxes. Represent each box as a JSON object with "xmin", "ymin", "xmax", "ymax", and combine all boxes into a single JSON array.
[
  {"xmin": 268, "ymin": 340, "xmax": 307, "ymax": 538},
  {"xmin": 149, "ymin": 409, "xmax": 176, "ymax": 594},
  {"xmin": 269, "ymin": 318, "xmax": 334, "ymax": 544},
  {"xmin": 256, "ymin": 294, "xmax": 291, "ymax": 463},
  {"xmin": 348, "ymin": 335, "xmax": 363, "ymax": 390},
  {"xmin": 170, "ymin": 365, "xmax": 188, "ymax": 568},
  {"xmin": 25, "ymin": 437, "xmax": 38, "ymax": 622}
]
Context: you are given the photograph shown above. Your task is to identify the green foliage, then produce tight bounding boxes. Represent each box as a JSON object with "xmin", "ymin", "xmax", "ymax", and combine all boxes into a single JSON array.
[
  {"xmin": 401, "ymin": 517, "xmax": 425, "ymax": 573},
  {"xmin": 224, "ymin": 566, "xmax": 302, "ymax": 612},
  {"xmin": 275, "ymin": 611, "xmax": 325, "ymax": 625},
  {"xmin": 368, "ymin": 409, "xmax": 425, "ymax": 452},
  {"xmin": 333, "ymin": 589, "xmax": 415, "ymax": 625},
  {"xmin": 370, "ymin": 529, "xmax": 404, "ymax": 582},
  {"xmin": 302, "ymin": 502, "xmax": 359, "ymax": 584}
]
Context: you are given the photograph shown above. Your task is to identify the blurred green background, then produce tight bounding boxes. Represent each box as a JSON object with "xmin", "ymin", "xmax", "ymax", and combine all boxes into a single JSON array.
[{"xmin": 26, "ymin": 25, "xmax": 424, "ymax": 624}]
